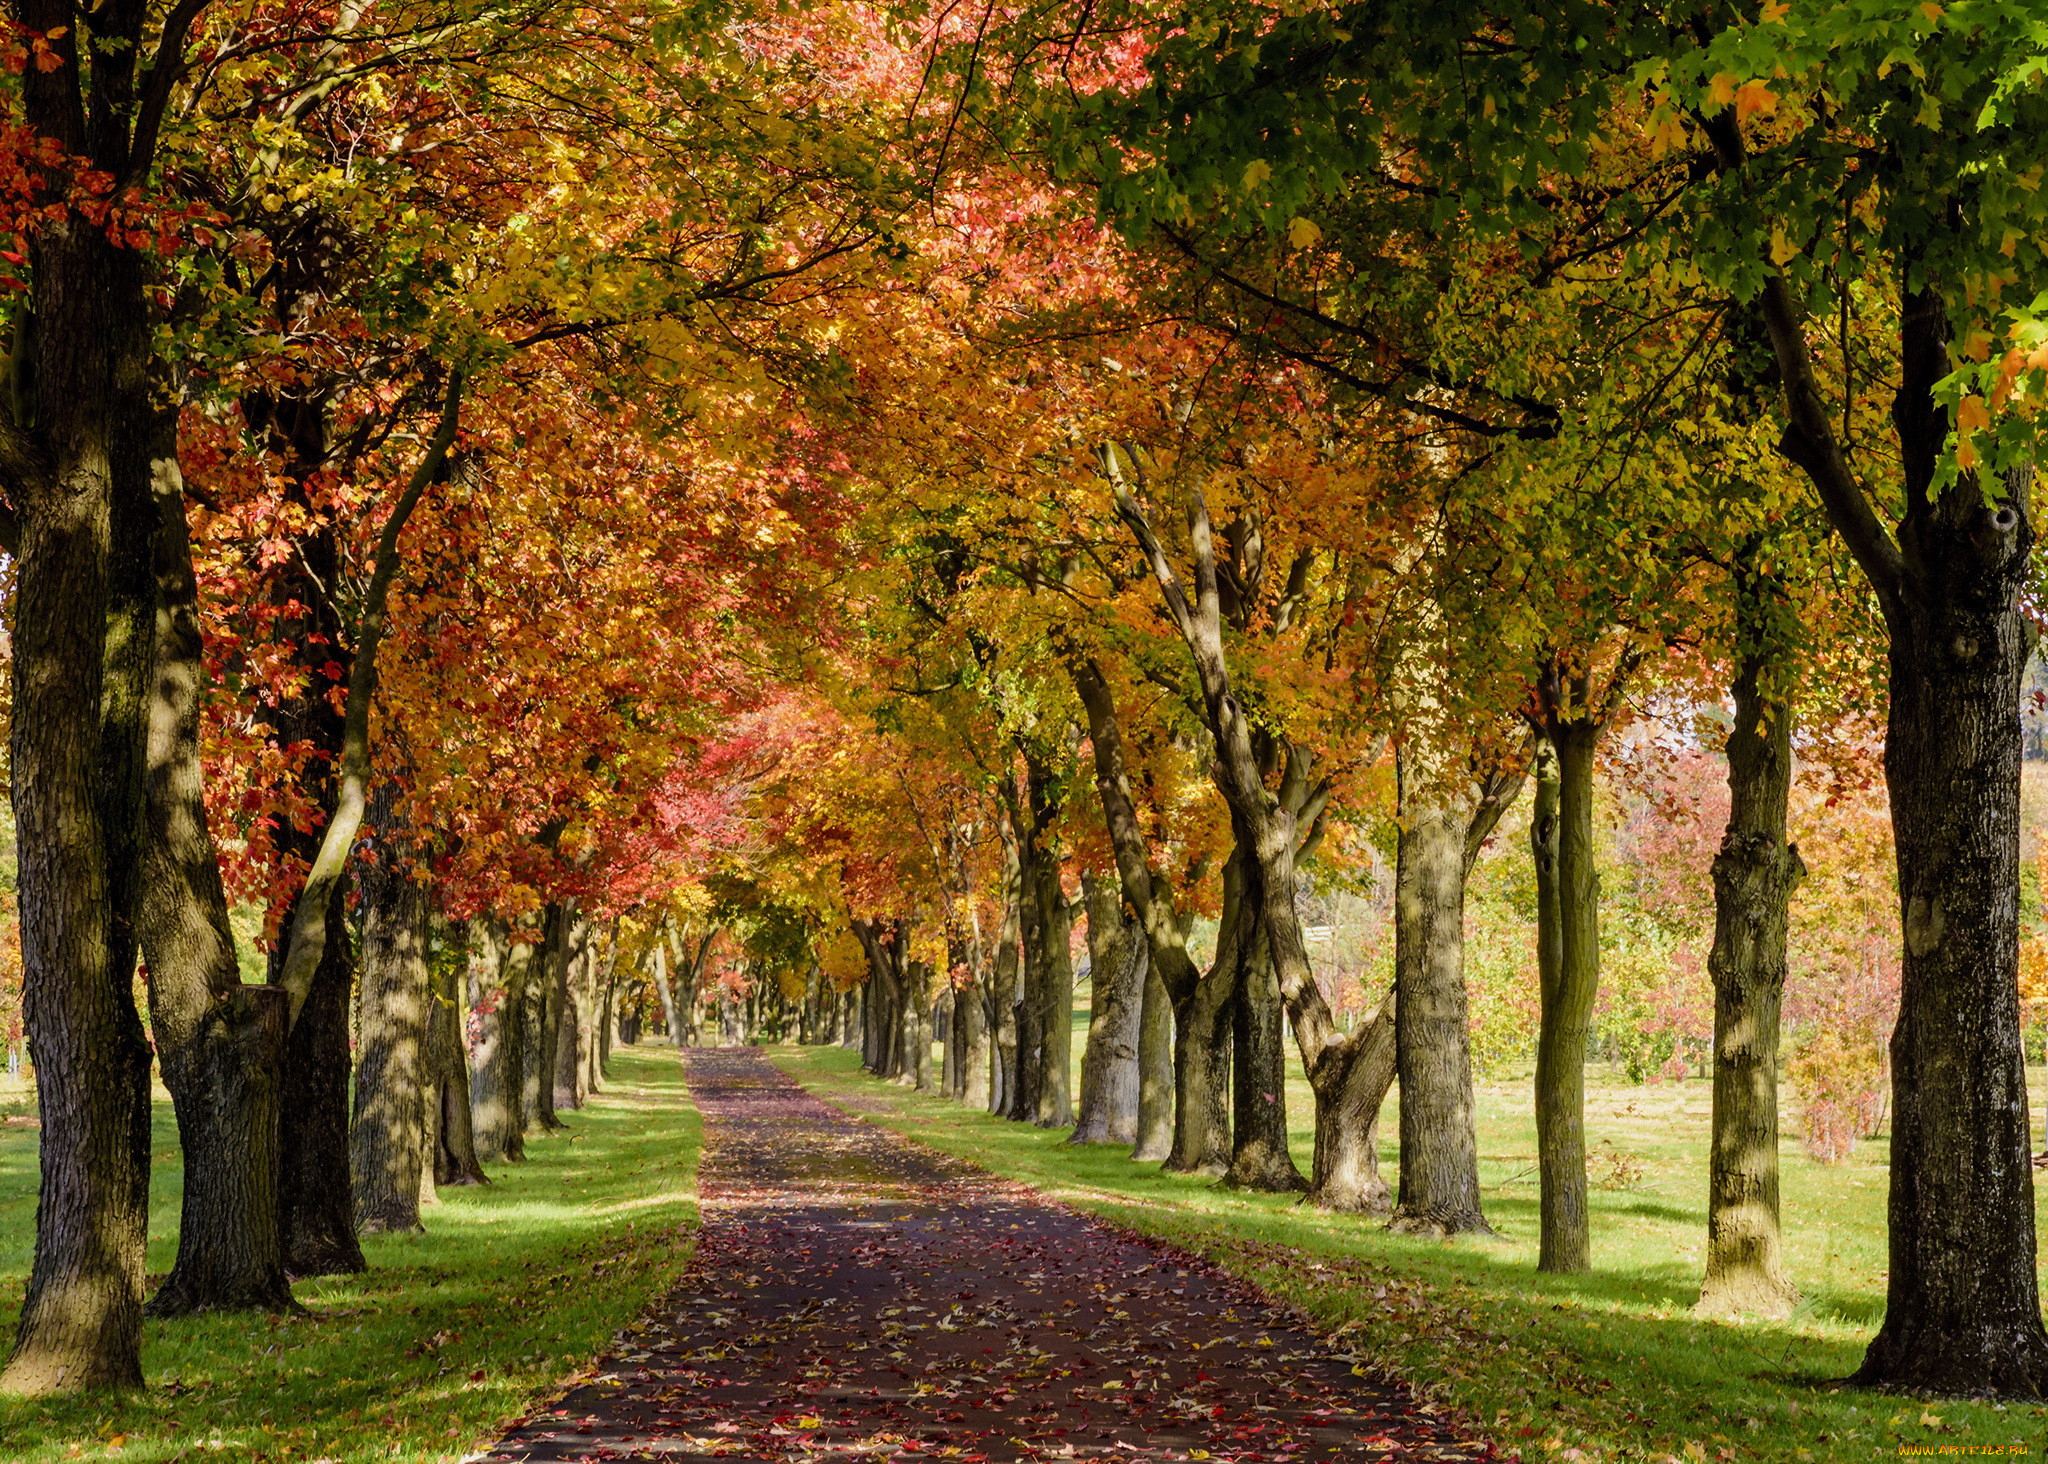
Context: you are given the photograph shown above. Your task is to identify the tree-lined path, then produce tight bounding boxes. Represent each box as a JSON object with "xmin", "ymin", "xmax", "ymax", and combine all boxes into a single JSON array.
[{"xmin": 482, "ymin": 1051, "xmax": 1494, "ymax": 1464}]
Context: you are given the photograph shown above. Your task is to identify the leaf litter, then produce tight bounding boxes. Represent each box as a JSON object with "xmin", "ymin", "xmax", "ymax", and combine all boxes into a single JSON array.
[{"xmin": 480, "ymin": 1050, "xmax": 1500, "ymax": 1464}]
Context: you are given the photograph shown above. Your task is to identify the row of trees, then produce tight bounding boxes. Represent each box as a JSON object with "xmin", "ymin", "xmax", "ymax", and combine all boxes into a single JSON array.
[{"xmin": 7, "ymin": 0, "xmax": 2048, "ymax": 1412}]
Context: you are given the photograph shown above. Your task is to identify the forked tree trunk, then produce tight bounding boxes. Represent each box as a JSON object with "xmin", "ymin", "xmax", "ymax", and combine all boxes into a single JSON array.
[
  {"xmin": 1302, "ymin": 988, "xmax": 1397, "ymax": 1211},
  {"xmin": 1698, "ymin": 638, "xmax": 1801, "ymax": 1315},
  {"xmin": 1389, "ymin": 753, "xmax": 1520, "ymax": 1237},
  {"xmin": 139, "ymin": 445, "xmax": 295, "ymax": 1316},
  {"xmin": 350, "ymin": 801, "xmax": 433, "ymax": 1234},
  {"xmin": 1072, "ymin": 875, "xmax": 1143, "ymax": 1144},
  {"xmin": 1133, "ymin": 953, "xmax": 1175, "ymax": 1162}
]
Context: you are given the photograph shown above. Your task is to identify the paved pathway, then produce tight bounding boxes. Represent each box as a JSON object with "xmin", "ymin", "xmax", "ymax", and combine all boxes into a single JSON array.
[{"xmin": 482, "ymin": 1048, "xmax": 1495, "ymax": 1464}]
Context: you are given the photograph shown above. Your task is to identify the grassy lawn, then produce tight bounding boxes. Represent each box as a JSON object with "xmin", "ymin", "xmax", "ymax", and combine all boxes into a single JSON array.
[
  {"xmin": 0, "ymin": 1043, "xmax": 701, "ymax": 1464},
  {"xmin": 775, "ymin": 1040, "xmax": 2048, "ymax": 1464}
]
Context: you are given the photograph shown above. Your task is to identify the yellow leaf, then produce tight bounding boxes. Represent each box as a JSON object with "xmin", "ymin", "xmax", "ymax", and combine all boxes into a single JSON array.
[
  {"xmin": 1735, "ymin": 80, "xmax": 1776, "ymax": 119},
  {"xmin": 1760, "ymin": 1, "xmax": 1789, "ymax": 20},
  {"xmin": 1240, "ymin": 159, "xmax": 1271, "ymax": 193},
  {"xmin": 1286, "ymin": 216, "xmax": 1322, "ymax": 249},
  {"xmin": 795, "ymin": 1416, "xmax": 823, "ymax": 1429},
  {"xmin": 1769, "ymin": 229, "xmax": 1800, "ymax": 266},
  {"xmin": 1708, "ymin": 73, "xmax": 1739, "ymax": 107}
]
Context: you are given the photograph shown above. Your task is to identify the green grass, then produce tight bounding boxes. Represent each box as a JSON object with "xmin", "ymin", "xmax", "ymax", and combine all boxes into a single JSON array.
[
  {"xmin": 0, "ymin": 1044, "xmax": 702, "ymax": 1464},
  {"xmin": 776, "ymin": 1041, "xmax": 2048, "ymax": 1464}
]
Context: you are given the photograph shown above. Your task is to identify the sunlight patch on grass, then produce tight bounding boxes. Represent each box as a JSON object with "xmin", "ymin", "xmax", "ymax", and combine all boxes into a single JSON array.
[
  {"xmin": 776, "ymin": 1044, "xmax": 2048, "ymax": 1464},
  {"xmin": 0, "ymin": 1045, "xmax": 702, "ymax": 1464}
]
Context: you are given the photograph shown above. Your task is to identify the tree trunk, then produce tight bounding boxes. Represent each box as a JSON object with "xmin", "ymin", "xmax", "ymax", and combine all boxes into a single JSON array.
[
  {"xmin": 1166, "ymin": 853, "xmax": 1244, "ymax": 1177},
  {"xmin": 1535, "ymin": 722, "xmax": 1602, "ymax": 1275},
  {"xmin": 554, "ymin": 909, "xmax": 590, "ymax": 1111},
  {"xmin": 652, "ymin": 941, "xmax": 682, "ymax": 1047},
  {"xmin": 350, "ymin": 799, "xmax": 433, "ymax": 1235},
  {"xmin": 1304, "ymin": 988, "xmax": 1397, "ymax": 1212},
  {"xmin": 1030, "ymin": 834, "xmax": 1074, "ymax": 1130},
  {"xmin": 960, "ymin": 976, "xmax": 991, "ymax": 1108},
  {"xmin": 1071, "ymin": 875, "xmax": 1144, "ymax": 1145},
  {"xmin": 431, "ymin": 931, "xmax": 488, "ymax": 1188},
  {"xmin": 469, "ymin": 919, "xmax": 529, "ymax": 1163},
  {"xmin": 1854, "ymin": 474, "xmax": 2048, "ymax": 1389},
  {"xmin": 138, "ymin": 444, "xmax": 295, "ymax": 1316},
  {"xmin": 275, "ymin": 890, "xmax": 365, "ymax": 1277},
  {"xmin": 1225, "ymin": 900, "xmax": 1305, "ymax": 1191},
  {"xmin": 1133, "ymin": 948, "xmax": 1174, "ymax": 1162},
  {"xmin": 990, "ymin": 818, "xmax": 1023, "ymax": 1114},
  {"xmin": 529, "ymin": 903, "xmax": 567, "ymax": 1131},
  {"xmin": 1698, "ymin": 640, "xmax": 1802, "ymax": 1315},
  {"xmin": 0, "ymin": 219, "xmax": 161, "ymax": 1394},
  {"xmin": 1389, "ymin": 751, "xmax": 1519, "ymax": 1237}
]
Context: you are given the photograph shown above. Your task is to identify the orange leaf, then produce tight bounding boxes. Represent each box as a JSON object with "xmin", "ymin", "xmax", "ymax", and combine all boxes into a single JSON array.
[{"xmin": 1735, "ymin": 81, "xmax": 1776, "ymax": 120}]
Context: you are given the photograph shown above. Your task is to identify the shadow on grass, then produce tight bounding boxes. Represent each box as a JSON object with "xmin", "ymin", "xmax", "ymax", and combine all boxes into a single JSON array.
[
  {"xmin": 0, "ymin": 1045, "xmax": 702, "ymax": 1464},
  {"xmin": 776, "ymin": 1044, "xmax": 2048, "ymax": 1464}
]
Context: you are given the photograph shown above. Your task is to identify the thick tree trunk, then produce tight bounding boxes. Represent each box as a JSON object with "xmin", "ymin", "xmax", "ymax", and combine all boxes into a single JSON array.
[
  {"xmin": 652, "ymin": 942, "xmax": 682, "ymax": 1047},
  {"xmin": 960, "ymin": 977, "xmax": 990, "ymax": 1108},
  {"xmin": 1031, "ymin": 852, "xmax": 1075, "ymax": 1130},
  {"xmin": 1854, "ymin": 480, "xmax": 2048, "ymax": 1390},
  {"xmin": 1389, "ymin": 752, "xmax": 1518, "ymax": 1237},
  {"xmin": 431, "ymin": 933, "xmax": 488, "ymax": 1188},
  {"xmin": 1011, "ymin": 875, "xmax": 1043, "ymax": 1121},
  {"xmin": 554, "ymin": 909, "xmax": 590, "ymax": 1110},
  {"xmin": 1534, "ymin": 723, "xmax": 1602, "ymax": 1275},
  {"xmin": 991, "ymin": 821, "xmax": 1023, "ymax": 1114},
  {"xmin": 275, "ymin": 891, "xmax": 365, "ymax": 1277},
  {"xmin": 1698, "ymin": 643, "xmax": 1801, "ymax": 1316},
  {"xmin": 0, "ymin": 222, "xmax": 159, "ymax": 1395},
  {"xmin": 468, "ymin": 919, "xmax": 528, "ymax": 1163},
  {"xmin": 1304, "ymin": 988, "xmax": 1397, "ymax": 1212},
  {"xmin": 528, "ymin": 903, "xmax": 567, "ymax": 1131},
  {"xmin": 1226, "ymin": 906, "xmax": 1305, "ymax": 1191},
  {"xmin": 350, "ymin": 801, "xmax": 433, "ymax": 1234},
  {"xmin": 1739, "ymin": 253, "xmax": 2048, "ymax": 1389},
  {"xmin": 1166, "ymin": 855, "xmax": 1245, "ymax": 1177},
  {"xmin": 1072, "ymin": 875, "xmax": 1143, "ymax": 1145},
  {"xmin": 1133, "ymin": 950, "xmax": 1174, "ymax": 1162},
  {"xmin": 138, "ymin": 447, "xmax": 295, "ymax": 1315},
  {"xmin": 1164, "ymin": 969, "xmax": 1232, "ymax": 1175}
]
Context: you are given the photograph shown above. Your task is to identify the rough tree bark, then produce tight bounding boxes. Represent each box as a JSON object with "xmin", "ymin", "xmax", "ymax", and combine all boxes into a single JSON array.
[
  {"xmin": 1698, "ymin": 99, "xmax": 2048, "ymax": 1384},
  {"xmin": 527, "ymin": 903, "xmax": 568, "ymax": 1131},
  {"xmin": 1111, "ymin": 467, "xmax": 1385, "ymax": 1210},
  {"xmin": 430, "ymin": 924, "xmax": 488, "ymax": 1188},
  {"xmin": 1697, "ymin": 615, "xmax": 1802, "ymax": 1316},
  {"xmin": 1133, "ymin": 949, "xmax": 1175, "ymax": 1162},
  {"xmin": 350, "ymin": 794, "xmax": 434, "ymax": 1234},
  {"xmin": 137, "ymin": 442, "xmax": 294, "ymax": 1317},
  {"xmin": 1389, "ymin": 749, "xmax": 1522, "ymax": 1236},
  {"xmin": 469, "ymin": 919, "xmax": 530, "ymax": 1163},
  {"xmin": 988, "ymin": 817, "xmax": 1023, "ymax": 1115},
  {"xmin": 1225, "ymin": 883, "xmax": 1306, "ymax": 1192},
  {"xmin": 1525, "ymin": 651, "xmax": 1636, "ymax": 1276},
  {"xmin": 1071, "ymin": 874, "xmax": 1144, "ymax": 1145},
  {"xmin": 0, "ymin": 0, "xmax": 221, "ymax": 1390},
  {"xmin": 1068, "ymin": 655, "xmax": 1214, "ymax": 1170}
]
